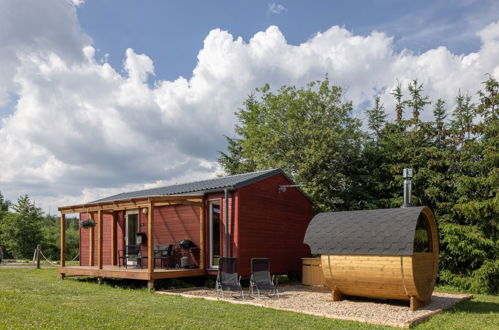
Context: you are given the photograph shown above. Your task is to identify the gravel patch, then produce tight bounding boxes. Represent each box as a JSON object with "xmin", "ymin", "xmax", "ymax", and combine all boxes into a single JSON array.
[{"xmin": 157, "ymin": 285, "xmax": 472, "ymax": 328}]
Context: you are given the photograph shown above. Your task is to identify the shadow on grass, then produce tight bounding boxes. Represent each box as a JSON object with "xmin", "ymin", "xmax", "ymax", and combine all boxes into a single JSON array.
[
  {"xmin": 70, "ymin": 275, "xmax": 212, "ymax": 290},
  {"xmin": 71, "ymin": 276, "xmax": 146, "ymax": 289},
  {"xmin": 448, "ymin": 299, "xmax": 499, "ymax": 315}
]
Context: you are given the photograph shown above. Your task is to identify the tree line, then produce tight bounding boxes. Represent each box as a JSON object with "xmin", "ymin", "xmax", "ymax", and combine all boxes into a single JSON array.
[
  {"xmin": 0, "ymin": 193, "xmax": 79, "ymax": 262},
  {"xmin": 219, "ymin": 76, "xmax": 498, "ymax": 294}
]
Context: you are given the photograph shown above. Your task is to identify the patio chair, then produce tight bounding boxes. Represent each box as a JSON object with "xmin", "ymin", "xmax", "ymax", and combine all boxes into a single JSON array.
[
  {"xmin": 154, "ymin": 244, "xmax": 173, "ymax": 269},
  {"xmin": 216, "ymin": 257, "xmax": 244, "ymax": 299},
  {"xmin": 118, "ymin": 244, "xmax": 141, "ymax": 269},
  {"xmin": 250, "ymin": 258, "xmax": 278, "ymax": 298}
]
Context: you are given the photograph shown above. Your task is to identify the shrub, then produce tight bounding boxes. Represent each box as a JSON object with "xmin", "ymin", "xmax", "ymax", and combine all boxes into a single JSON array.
[{"xmin": 470, "ymin": 259, "xmax": 499, "ymax": 294}]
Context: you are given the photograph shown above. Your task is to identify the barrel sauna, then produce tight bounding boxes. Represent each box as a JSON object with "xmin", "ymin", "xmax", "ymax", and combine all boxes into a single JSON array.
[{"xmin": 304, "ymin": 206, "xmax": 439, "ymax": 311}]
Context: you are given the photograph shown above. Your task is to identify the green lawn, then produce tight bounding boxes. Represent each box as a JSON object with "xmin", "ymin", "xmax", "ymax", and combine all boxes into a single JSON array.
[{"xmin": 0, "ymin": 269, "xmax": 497, "ymax": 329}]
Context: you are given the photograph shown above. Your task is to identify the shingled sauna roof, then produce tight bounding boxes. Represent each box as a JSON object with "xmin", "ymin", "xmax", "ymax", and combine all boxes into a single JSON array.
[{"xmin": 304, "ymin": 206, "xmax": 426, "ymax": 256}]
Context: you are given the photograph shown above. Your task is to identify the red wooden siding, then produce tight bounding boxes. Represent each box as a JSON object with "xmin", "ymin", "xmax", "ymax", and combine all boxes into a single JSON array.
[
  {"xmin": 79, "ymin": 213, "xmax": 90, "ymax": 266},
  {"xmin": 79, "ymin": 205, "xmax": 200, "ymax": 267},
  {"xmin": 153, "ymin": 205, "xmax": 200, "ymax": 267},
  {"xmin": 236, "ymin": 173, "xmax": 312, "ymax": 275}
]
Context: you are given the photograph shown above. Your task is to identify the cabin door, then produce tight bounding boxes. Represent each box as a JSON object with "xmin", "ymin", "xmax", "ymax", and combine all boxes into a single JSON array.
[
  {"xmin": 209, "ymin": 201, "xmax": 221, "ymax": 268},
  {"xmin": 125, "ymin": 210, "xmax": 139, "ymax": 266}
]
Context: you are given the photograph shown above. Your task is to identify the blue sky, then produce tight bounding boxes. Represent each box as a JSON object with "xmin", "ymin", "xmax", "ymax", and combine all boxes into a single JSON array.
[
  {"xmin": 77, "ymin": 1, "xmax": 497, "ymax": 80},
  {"xmin": 0, "ymin": 0, "xmax": 498, "ymax": 212}
]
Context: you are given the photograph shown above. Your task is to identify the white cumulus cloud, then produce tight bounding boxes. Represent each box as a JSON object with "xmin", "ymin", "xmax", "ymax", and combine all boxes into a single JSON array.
[{"xmin": 0, "ymin": 0, "xmax": 498, "ymax": 213}]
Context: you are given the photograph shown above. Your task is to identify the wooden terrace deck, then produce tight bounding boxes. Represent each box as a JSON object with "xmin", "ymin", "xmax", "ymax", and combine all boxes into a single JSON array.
[{"xmin": 59, "ymin": 266, "xmax": 206, "ymax": 281}]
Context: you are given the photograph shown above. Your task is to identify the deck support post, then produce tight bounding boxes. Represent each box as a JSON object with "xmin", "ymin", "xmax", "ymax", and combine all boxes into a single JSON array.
[
  {"xmin": 98, "ymin": 209, "xmax": 103, "ymax": 270},
  {"xmin": 60, "ymin": 213, "xmax": 66, "ymax": 268},
  {"xmin": 89, "ymin": 213, "xmax": 94, "ymax": 266},
  {"xmin": 147, "ymin": 279, "xmax": 154, "ymax": 291},
  {"xmin": 199, "ymin": 201, "xmax": 205, "ymax": 269},
  {"xmin": 147, "ymin": 203, "xmax": 154, "ymax": 274},
  {"xmin": 111, "ymin": 212, "xmax": 117, "ymax": 266}
]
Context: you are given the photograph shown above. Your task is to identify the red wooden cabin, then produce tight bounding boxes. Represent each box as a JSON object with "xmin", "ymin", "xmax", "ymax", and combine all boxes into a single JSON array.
[{"xmin": 58, "ymin": 169, "xmax": 312, "ymax": 287}]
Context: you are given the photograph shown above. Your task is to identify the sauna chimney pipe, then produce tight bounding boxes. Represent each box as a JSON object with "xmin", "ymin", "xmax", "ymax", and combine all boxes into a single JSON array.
[{"xmin": 402, "ymin": 168, "xmax": 413, "ymax": 208}]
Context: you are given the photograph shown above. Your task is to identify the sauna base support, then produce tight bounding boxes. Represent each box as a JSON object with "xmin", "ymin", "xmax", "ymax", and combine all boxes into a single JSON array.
[
  {"xmin": 410, "ymin": 296, "xmax": 429, "ymax": 311},
  {"xmin": 331, "ymin": 290, "xmax": 343, "ymax": 301}
]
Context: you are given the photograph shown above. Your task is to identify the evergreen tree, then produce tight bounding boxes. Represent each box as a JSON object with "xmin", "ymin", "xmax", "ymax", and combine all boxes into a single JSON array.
[
  {"xmin": 406, "ymin": 79, "xmax": 431, "ymax": 123},
  {"xmin": 366, "ymin": 96, "xmax": 387, "ymax": 146},
  {"xmin": 433, "ymin": 98, "xmax": 448, "ymax": 147},
  {"xmin": 477, "ymin": 74, "xmax": 498, "ymax": 120},
  {"xmin": 433, "ymin": 99, "xmax": 447, "ymax": 130},
  {"xmin": 453, "ymin": 77, "xmax": 498, "ymax": 239},
  {"xmin": 0, "ymin": 195, "xmax": 44, "ymax": 259},
  {"xmin": 0, "ymin": 192, "xmax": 10, "ymax": 212},
  {"xmin": 390, "ymin": 81, "xmax": 405, "ymax": 122},
  {"xmin": 452, "ymin": 91, "xmax": 475, "ymax": 141}
]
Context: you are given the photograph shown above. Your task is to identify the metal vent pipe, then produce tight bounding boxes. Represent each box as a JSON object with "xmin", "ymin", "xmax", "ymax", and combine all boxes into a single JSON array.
[{"xmin": 402, "ymin": 168, "xmax": 413, "ymax": 208}]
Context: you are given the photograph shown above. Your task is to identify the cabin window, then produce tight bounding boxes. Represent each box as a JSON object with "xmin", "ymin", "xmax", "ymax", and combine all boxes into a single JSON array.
[
  {"xmin": 414, "ymin": 213, "xmax": 432, "ymax": 253},
  {"xmin": 209, "ymin": 201, "xmax": 221, "ymax": 268}
]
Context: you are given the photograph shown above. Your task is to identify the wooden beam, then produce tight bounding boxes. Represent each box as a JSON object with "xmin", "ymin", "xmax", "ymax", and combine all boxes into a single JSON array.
[
  {"xmin": 111, "ymin": 212, "xmax": 117, "ymax": 266},
  {"xmin": 97, "ymin": 209, "xmax": 103, "ymax": 269},
  {"xmin": 89, "ymin": 217, "xmax": 94, "ymax": 266},
  {"xmin": 60, "ymin": 213, "xmax": 66, "ymax": 267},
  {"xmin": 147, "ymin": 203, "xmax": 154, "ymax": 273},
  {"xmin": 153, "ymin": 201, "xmax": 203, "ymax": 207},
  {"xmin": 199, "ymin": 201, "xmax": 205, "ymax": 270},
  {"xmin": 58, "ymin": 195, "xmax": 205, "ymax": 214}
]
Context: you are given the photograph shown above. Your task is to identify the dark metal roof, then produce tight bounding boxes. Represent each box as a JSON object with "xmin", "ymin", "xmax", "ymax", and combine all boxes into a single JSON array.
[
  {"xmin": 90, "ymin": 168, "xmax": 286, "ymax": 204},
  {"xmin": 304, "ymin": 206, "xmax": 426, "ymax": 256}
]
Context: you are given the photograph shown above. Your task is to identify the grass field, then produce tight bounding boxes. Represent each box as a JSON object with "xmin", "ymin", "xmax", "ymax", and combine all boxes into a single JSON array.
[{"xmin": 0, "ymin": 268, "xmax": 497, "ymax": 329}]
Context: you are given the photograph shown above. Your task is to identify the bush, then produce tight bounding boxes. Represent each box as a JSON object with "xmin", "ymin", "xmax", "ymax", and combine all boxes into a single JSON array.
[
  {"xmin": 438, "ymin": 259, "xmax": 499, "ymax": 294},
  {"xmin": 470, "ymin": 259, "xmax": 499, "ymax": 294},
  {"xmin": 439, "ymin": 223, "xmax": 495, "ymax": 274}
]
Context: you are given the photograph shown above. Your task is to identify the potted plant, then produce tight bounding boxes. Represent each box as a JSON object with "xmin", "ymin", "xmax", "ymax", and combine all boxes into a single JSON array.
[{"xmin": 80, "ymin": 219, "xmax": 96, "ymax": 228}]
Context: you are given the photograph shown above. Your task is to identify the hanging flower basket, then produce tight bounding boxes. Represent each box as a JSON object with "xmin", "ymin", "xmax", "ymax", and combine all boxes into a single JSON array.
[{"xmin": 80, "ymin": 219, "xmax": 96, "ymax": 228}]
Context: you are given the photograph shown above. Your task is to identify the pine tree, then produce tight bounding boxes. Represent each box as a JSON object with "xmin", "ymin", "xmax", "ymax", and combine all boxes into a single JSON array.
[
  {"xmin": 432, "ymin": 99, "xmax": 448, "ymax": 147},
  {"xmin": 366, "ymin": 96, "xmax": 387, "ymax": 146},
  {"xmin": 0, "ymin": 195, "xmax": 44, "ymax": 259},
  {"xmin": 453, "ymin": 91, "xmax": 475, "ymax": 141},
  {"xmin": 0, "ymin": 192, "xmax": 10, "ymax": 212},
  {"xmin": 477, "ymin": 74, "xmax": 498, "ymax": 121},
  {"xmin": 390, "ymin": 81, "xmax": 405, "ymax": 122},
  {"xmin": 406, "ymin": 79, "xmax": 431, "ymax": 123}
]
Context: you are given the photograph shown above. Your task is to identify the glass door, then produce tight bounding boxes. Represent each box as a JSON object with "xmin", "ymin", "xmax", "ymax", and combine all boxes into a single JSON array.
[
  {"xmin": 209, "ymin": 201, "xmax": 221, "ymax": 268},
  {"xmin": 125, "ymin": 210, "xmax": 139, "ymax": 266}
]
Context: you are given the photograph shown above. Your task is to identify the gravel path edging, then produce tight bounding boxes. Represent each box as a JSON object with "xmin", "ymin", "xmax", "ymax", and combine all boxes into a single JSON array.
[
  {"xmin": 157, "ymin": 290, "xmax": 405, "ymax": 328},
  {"xmin": 156, "ymin": 286, "xmax": 473, "ymax": 328}
]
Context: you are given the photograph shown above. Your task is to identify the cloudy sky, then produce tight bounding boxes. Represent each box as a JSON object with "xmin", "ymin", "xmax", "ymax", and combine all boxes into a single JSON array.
[{"xmin": 1, "ymin": 0, "xmax": 498, "ymax": 213}]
